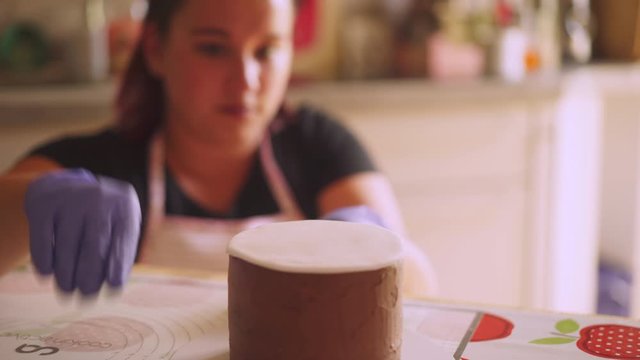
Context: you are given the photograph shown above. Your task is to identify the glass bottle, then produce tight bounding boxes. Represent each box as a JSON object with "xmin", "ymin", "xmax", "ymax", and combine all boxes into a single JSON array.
[
  {"xmin": 69, "ymin": 0, "xmax": 108, "ymax": 82},
  {"xmin": 339, "ymin": 0, "xmax": 394, "ymax": 79},
  {"xmin": 108, "ymin": 0, "xmax": 146, "ymax": 76},
  {"xmin": 393, "ymin": 0, "xmax": 439, "ymax": 78}
]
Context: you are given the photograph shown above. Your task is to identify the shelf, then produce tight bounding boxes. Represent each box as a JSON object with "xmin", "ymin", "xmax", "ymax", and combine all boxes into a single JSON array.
[{"xmin": 1, "ymin": 63, "xmax": 638, "ymax": 124}]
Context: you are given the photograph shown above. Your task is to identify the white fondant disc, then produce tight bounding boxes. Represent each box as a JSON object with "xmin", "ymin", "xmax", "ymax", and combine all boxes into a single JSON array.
[{"xmin": 228, "ymin": 220, "xmax": 404, "ymax": 273}]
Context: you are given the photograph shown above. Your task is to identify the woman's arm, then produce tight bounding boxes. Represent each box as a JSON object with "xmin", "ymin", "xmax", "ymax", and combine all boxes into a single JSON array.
[
  {"xmin": 0, "ymin": 156, "xmax": 62, "ymax": 275},
  {"xmin": 2, "ymin": 154, "xmax": 141, "ymax": 294},
  {"xmin": 317, "ymin": 171, "xmax": 439, "ymax": 299}
]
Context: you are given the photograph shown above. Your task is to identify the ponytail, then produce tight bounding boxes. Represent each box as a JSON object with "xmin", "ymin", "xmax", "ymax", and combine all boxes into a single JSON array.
[{"xmin": 113, "ymin": 0, "xmax": 185, "ymax": 142}]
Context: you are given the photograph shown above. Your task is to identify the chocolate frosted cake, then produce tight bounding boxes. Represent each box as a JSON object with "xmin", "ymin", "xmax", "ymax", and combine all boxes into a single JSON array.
[{"xmin": 227, "ymin": 220, "xmax": 404, "ymax": 360}]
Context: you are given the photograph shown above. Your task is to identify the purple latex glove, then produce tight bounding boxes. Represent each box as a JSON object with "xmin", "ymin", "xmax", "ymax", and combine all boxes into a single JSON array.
[
  {"xmin": 24, "ymin": 169, "xmax": 141, "ymax": 295},
  {"xmin": 322, "ymin": 205, "xmax": 388, "ymax": 228}
]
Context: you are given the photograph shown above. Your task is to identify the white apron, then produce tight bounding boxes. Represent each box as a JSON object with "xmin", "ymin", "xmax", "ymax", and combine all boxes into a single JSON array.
[{"xmin": 138, "ymin": 131, "xmax": 303, "ymax": 272}]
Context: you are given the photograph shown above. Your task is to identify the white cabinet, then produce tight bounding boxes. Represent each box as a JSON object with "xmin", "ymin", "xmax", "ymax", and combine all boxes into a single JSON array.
[
  {"xmin": 288, "ymin": 78, "xmax": 601, "ymax": 313},
  {"xmin": 591, "ymin": 65, "xmax": 640, "ymax": 317},
  {"xmin": 343, "ymin": 104, "xmax": 532, "ymax": 308}
]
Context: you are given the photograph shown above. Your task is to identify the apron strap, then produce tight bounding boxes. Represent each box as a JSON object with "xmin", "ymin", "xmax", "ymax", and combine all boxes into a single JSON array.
[
  {"xmin": 259, "ymin": 132, "xmax": 303, "ymax": 218},
  {"xmin": 147, "ymin": 131, "xmax": 166, "ymax": 232},
  {"xmin": 147, "ymin": 130, "xmax": 303, "ymax": 227}
]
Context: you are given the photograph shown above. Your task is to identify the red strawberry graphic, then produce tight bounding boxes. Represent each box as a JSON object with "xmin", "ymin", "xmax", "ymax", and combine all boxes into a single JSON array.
[
  {"xmin": 577, "ymin": 324, "xmax": 640, "ymax": 359},
  {"xmin": 458, "ymin": 314, "xmax": 514, "ymax": 360},
  {"xmin": 531, "ymin": 319, "xmax": 640, "ymax": 359},
  {"xmin": 471, "ymin": 313, "xmax": 514, "ymax": 342}
]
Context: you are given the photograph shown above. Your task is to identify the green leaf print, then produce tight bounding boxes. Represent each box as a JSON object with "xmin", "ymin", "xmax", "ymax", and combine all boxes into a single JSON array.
[
  {"xmin": 530, "ymin": 337, "xmax": 576, "ymax": 345},
  {"xmin": 555, "ymin": 319, "xmax": 580, "ymax": 334}
]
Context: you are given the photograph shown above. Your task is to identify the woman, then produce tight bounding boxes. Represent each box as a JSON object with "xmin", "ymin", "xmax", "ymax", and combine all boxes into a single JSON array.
[{"xmin": 0, "ymin": 0, "xmax": 437, "ymax": 297}]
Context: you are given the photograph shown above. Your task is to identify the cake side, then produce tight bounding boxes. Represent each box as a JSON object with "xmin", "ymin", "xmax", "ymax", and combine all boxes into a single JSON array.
[
  {"xmin": 228, "ymin": 256, "xmax": 402, "ymax": 360},
  {"xmin": 227, "ymin": 220, "xmax": 404, "ymax": 360}
]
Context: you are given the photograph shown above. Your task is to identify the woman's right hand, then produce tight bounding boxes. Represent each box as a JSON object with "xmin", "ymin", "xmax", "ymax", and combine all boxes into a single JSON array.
[{"xmin": 24, "ymin": 169, "xmax": 141, "ymax": 295}]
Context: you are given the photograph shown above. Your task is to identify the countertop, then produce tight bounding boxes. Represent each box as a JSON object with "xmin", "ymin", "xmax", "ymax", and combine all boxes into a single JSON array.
[
  {"xmin": 1, "ymin": 62, "xmax": 639, "ymax": 123},
  {"xmin": 0, "ymin": 74, "xmax": 563, "ymax": 124}
]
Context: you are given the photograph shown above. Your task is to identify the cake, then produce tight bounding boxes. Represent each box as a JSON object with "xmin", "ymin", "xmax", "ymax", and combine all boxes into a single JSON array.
[{"xmin": 227, "ymin": 220, "xmax": 404, "ymax": 360}]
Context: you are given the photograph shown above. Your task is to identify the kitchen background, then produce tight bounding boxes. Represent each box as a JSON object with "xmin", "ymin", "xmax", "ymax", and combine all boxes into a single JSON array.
[
  {"xmin": 0, "ymin": 0, "xmax": 609, "ymax": 84},
  {"xmin": 2, "ymin": 0, "xmax": 640, "ymax": 318}
]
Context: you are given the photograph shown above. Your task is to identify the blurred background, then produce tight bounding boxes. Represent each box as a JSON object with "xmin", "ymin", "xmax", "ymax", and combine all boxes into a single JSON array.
[
  {"xmin": 1, "ymin": 0, "xmax": 640, "ymax": 318},
  {"xmin": 0, "ymin": 0, "xmax": 623, "ymax": 84}
]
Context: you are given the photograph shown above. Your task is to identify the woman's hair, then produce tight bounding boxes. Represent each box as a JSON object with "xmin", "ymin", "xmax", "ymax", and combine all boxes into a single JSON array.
[
  {"xmin": 114, "ymin": 0, "xmax": 304, "ymax": 142},
  {"xmin": 114, "ymin": 0, "xmax": 185, "ymax": 142}
]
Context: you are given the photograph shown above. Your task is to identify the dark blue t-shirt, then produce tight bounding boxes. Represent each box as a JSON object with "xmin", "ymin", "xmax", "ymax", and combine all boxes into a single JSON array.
[{"xmin": 28, "ymin": 105, "xmax": 376, "ymax": 228}]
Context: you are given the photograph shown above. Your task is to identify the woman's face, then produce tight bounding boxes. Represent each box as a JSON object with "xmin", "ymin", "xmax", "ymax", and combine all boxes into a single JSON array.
[{"xmin": 147, "ymin": 0, "xmax": 294, "ymax": 145}]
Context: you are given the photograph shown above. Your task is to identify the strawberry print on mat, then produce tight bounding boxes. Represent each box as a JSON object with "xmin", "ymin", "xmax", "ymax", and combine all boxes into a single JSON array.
[
  {"xmin": 531, "ymin": 318, "xmax": 640, "ymax": 359},
  {"xmin": 577, "ymin": 324, "xmax": 640, "ymax": 359}
]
